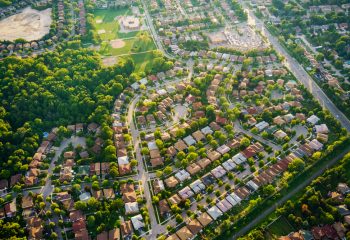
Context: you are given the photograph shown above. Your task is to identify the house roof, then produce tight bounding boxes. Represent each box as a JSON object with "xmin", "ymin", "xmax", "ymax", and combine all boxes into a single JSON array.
[
  {"xmin": 120, "ymin": 221, "xmax": 133, "ymax": 236},
  {"xmin": 207, "ymin": 150, "xmax": 221, "ymax": 161},
  {"xmin": 197, "ymin": 212, "xmax": 213, "ymax": 227},
  {"xmin": 207, "ymin": 205, "xmax": 223, "ymax": 220},
  {"xmin": 186, "ymin": 163, "xmax": 201, "ymax": 175},
  {"xmin": 187, "ymin": 219, "xmax": 203, "ymax": 235},
  {"xmin": 197, "ymin": 158, "xmax": 211, "ymax": 169},
  {"xmin": 176, "ymin": 226, "xmax": 194, "ymax": 240},
  {"xmin": 165, "ymin": 176, "xmax": 179, "ymax": 188}
]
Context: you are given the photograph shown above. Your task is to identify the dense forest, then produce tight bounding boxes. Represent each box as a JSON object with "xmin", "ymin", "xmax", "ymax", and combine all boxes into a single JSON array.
[{"xmin": 0, "ymin": 41, "xmax": 136, "ymax": 179}]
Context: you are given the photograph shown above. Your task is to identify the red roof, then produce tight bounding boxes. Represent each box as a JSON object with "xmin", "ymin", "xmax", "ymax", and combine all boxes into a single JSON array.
[
  {"xmin": 73, "ymin": 219, "xmax": 86, "ymax": 233},
  {"xmin": 242, "ymin": 146, "xmax": 256, "ymax": 159}
]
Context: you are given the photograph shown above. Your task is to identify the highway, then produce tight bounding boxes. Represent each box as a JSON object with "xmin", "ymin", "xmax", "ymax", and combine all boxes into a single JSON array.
[{"xmin": 242, "ymin": 2, "xmax": 350, "ymax": 132}]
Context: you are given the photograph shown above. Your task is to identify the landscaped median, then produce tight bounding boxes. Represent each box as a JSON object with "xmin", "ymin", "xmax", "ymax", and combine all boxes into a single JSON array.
[{"xmin": 213, "ymin": 136, "xmax": 350, "ymax": 239}]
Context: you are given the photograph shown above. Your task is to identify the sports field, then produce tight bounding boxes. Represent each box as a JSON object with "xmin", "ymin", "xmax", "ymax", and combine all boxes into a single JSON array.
[{"xmin": 93, "ymin": 8, "xmax": 157, "ymax": 72}]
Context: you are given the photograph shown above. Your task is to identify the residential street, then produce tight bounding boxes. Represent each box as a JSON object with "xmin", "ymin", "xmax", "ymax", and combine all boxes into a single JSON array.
[
  {"xmin": 241, "ymin": 2, "xmax": 350, "ymax": 132},
  {"xmin": 40, "ymin": 136, "xmax": 86, "ymax": 199},
  {"xmin": 230, "ymin": 144, "xmax": 350, "ymax": 239}
]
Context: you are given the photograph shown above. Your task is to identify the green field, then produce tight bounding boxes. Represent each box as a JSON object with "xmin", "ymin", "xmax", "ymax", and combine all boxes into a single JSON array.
[
  {"xmin": 119, "ymin": 51, "xmax": 154, "ymax": 73},
  {"xmin": 92, "ymin": 8, "xmax": 157, "ymax": 72},
  {"xmin": 93, "ymin": 9, "xmax": 139, "ymax": 40},
  {"xmin": 99, "ymin": 37, "xmax": 156, "ymax": 56},
  {"xmin": 267, "ymin": 216, "xmax": 295, "ymax": 236}
]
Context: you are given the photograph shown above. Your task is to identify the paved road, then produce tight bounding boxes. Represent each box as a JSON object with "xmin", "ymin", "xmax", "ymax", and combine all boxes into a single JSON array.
[
  {"xmin": 231, "ymin": 144, "xmax": 350, "ymax": 239},
  {"xmin": 234, "ymin": 120, "xmax": 282, "ymax": 151},
  {"xmin": 141, "ymin": 0, "xmax": 175, "ymax": 60},
  {"xmin": 40, "ymin": 136, "xmax": 86, "ymax": 198},
  {"xmin": 241, "ymin": 3, "xmax": 350, "ymax": 132}
]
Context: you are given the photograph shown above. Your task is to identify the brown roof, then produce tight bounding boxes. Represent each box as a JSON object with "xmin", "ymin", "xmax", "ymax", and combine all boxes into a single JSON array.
[
  {"xmin": 167, "ymin": 146, "xmax": 177, "ymax": 157},
  {"xmin": 187, "ymin": 219, "xmax": 203, "ymax": 235},
  {"xmin": 120, "ymin": 221, "xmax": 133, "ymax": 236},
  {"xmin": 150, "ymin": 149, "xmax": 161, "ymax": 159},
  {"xmin": 159, "ymin": 199, "xmax": 170, "ymax": 215},
  {"xmin": 166, "ymin": 234, "xmax": 180, "ymax": 240},
  {"xmin": 122, "ymin": 191, "xmax": 137, "ymax": 203},
  {"xmin": 70, "ymin": 210, "xmax": 85, "ymax": 222},
  {"xmin": 120, "ymin": 183, "xmax": 134, "ymax": 194},
  {"xmin": 197, "ymin": 158, "xmax": 211, "ymax": 169},
  {"xmin": 165, "ymin": 176, "xmax": 179, "ymax": 188},
  {"xmin": 22, "ymin": 195, "xmax": 34, "ymax": 209},
  {"xmin": 207, "ymin": 150, "xmax": 221, "ymax": 161},
  {"xmin": 176, "ymin": 226, "xmax": 194, "ymax": 240},
  {"xmin": 174, "ymin": 140, "xmax": 187, "ymax": 151},
  {"xmin": 97, "ymin": 231, "xmax": 108, "ymax": 240},
  {"xmin": 197, "ymin": 212, "xmax": 213, "ymax": 227},
  {"xmin": 186, "ymin": 163, "xmax": 201, "ymax": 175},
  {"xmin": 192, "ymin": 130, "xmax": 205, "ymax": 142},
  {"xmin": 150, "ymin": 157, "xmax": 164, "ymax": 167},
  {"xmin": 108, "ymin": 228, "xmax": 121, "ymax": 240},
  {"xmin": 119, "ymin": 163, "xmax": 131, "ymax": 176},
  {"xmin": 168, "ymin": 194, "xmax": 182, "ymax": 205}
]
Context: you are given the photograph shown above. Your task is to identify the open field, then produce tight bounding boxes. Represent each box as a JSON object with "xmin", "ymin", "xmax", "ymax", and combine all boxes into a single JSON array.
[
  {"xmin": 93, "ymin": 8, "xmax": 157, "ymax": 72},
  {"xmin": 0, "ymin": 7, "xmax": 52, "ymax": 41},
  {"xmin": 266, "ymin": 216, "xmax": 295, "ymax": 236},
  {"xmin": 99, "ymin": 37, "xmax": 156, "ymax": 56},
  {"xmin": 93, "ymin": 9, "xmax": 140, "ymax": 40},
  {"xmin": 118, "ymin": 51, "xmax": 154, "ymax": 73}
]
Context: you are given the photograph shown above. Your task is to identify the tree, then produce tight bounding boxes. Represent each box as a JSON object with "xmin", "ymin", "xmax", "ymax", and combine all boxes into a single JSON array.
[
  {"xmin": 240, "ymin": 137, "xmax": 250, "ymax": 148},
  {"xmin": 262, "ymin": 184, "xmax": 276, "ymax": 197},
  {"xmin": 288, "ymin": 158, "xmax": 305, "ymax": 173}
]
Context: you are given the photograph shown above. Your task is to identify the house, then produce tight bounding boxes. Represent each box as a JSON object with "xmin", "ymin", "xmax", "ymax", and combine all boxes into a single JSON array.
[
  {"xmin": 197, "ymin": 212, "xmax": 213, "ymax": 227},
  {"xmin": 168, "ymin": 193, "xmax": 182, "ymax": 206},
  {"xmin": 274, "ymin": 130, "xmax": 287, "ymax": 140},
  {"xmin": 183, "ymin": 135, "xmax": 196, "ymax": 146},
  {"xmin": 174, "ymin": 140, "xmax": 187, "ymax": 151},
  {"xmin": 178, "ymin": 186, "xmax": 194, "ymax": 200},
  {"xmin": 70, "ymin": 210, "xmax": 85, "ymax": 222},
  {"xmin": 159, "ymin": 199, "xmax": 170, "ymax": 217},
  {"xmin": 207, "ymin": 205, "xmax": 223, "ymax": 220},
  {"xmin": 207, "ymin": 151, "xmax": 221, "ymax": 161},
  {"xmin": 0, "ymin": 179, "xmax": 8, "ymax": 195},
  {"xmin": 187, "ymin": 219, "xmax": 203, "ymax": 235},
  {"xmin": 125, "ymin": 202, "xmax": 139, "ymax": 215},
  {"xmin": 337, "ymin": 183, "xmax": 350, "ymax": 195},
  {"xmin": 197, "ymin": 158, "xmax": 211, "ymax": 169},
  {"xmin": 131, "ymin": 214, "xmax": 145, "ymax": 231},
  {"xmin": 211, "ymin": 165, "xmax": 227, "ymax": 178},
  {"xmin": 175, "ymin": 170, "xmax": 190, "ymax": 182},
  {"xmin": 120, "ymin": 221, "xmax": 133, "ymax": 238},
  {"xmin": 192, "ymin": 130, "xmax": 205, "ymax": 142},
  {"xmin": 5, "ymin": 199, "xmax": 16, "ymax": 217},
  {"xmin": 216, "ymin": 199, "xmax": 233, "ymax": 213},
  {"xmin": 176, "ymin": 226, "xmax": 194, "ymax": 240},
  {"xmin": 186, "ymin": 163, "xmax": 201, "ymax": 175},
  {"xmin": 22, "ymin": 195, "xmax": 34, "ymax": 209},
  {"xmin": 315, "ymin": 124, "xmax": 329, "ymax": 134},
  {"xmin": 165, "ymin": 176, "xmax": 179, "ymax": 188},
  {"xmin": 307, "ymin": 115, "xmax": 320, "ymax": 125}
]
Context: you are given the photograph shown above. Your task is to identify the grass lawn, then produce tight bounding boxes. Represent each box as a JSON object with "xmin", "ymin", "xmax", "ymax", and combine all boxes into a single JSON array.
[
  {"xmin": 99, "ymin": 37, "xmax": 156, "ymax": 56},
  {"xmin": 267, "ymin": 216, "xmax": 294, "ymax": 236},
  {"xmin": 93, "ymin": 8, "xmax": 139, "ymax": 40},
  {"xmin": 119, "ymin": 51, "xmax": 154, "ymax": 73}
]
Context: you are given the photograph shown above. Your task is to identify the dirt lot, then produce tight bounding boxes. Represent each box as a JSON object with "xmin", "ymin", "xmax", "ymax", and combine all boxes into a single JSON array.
[
  {"xmin": 110, "ymin": 39, "xmax": 126, "ymax": 49},
  {"xmin": 0, "ymin": 7, "xmax": 52, "ymax": 42}
]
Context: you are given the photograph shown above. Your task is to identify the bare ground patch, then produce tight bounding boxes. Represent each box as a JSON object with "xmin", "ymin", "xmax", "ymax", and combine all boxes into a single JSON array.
[
  {"xmin": 102, "ymin": 56, "xmax": 118, "ymax": 66},
  {"xmin": 110, "ymin": 39, "xmax": 126, "ymax": 49}
]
